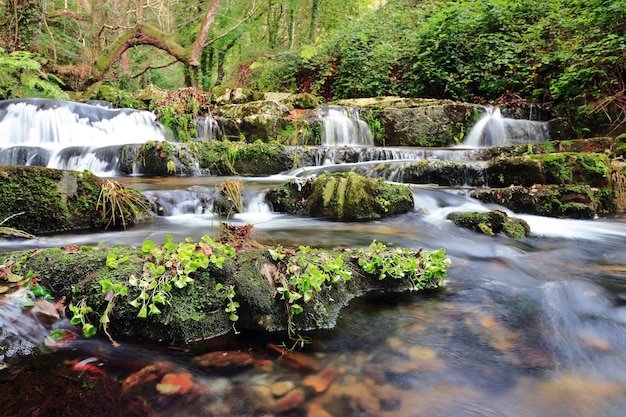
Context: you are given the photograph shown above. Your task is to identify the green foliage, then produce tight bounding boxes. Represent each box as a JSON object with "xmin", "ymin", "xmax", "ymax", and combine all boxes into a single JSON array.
[
  {"xmin": 215, "ymin": 282, "xmax": 240, "ymax": 324},
  {"xmin": 129, "ymin": 235, "xmax": 235, "ymax": 318},
  {"xmin": 356, "ymin": 240, "xmax": 450, "ymax": 291},
  {"xmin": 255, "ymin": 0, "xmax": 626, "ymax": 125},
  {"xmin": 0, "ymin": 47, "xmax": 68, "ymax": 100},
  {"xmin": 69, "ymin": 299, "xmax": 97, "ymax": 338},
  {"xmin": 270, "ymin": 245, "xmax": 352, "ymax": 318},
  {"xmin": 269, "ymin": 240, "xmax": 450, "ymax": 342},
  {"xmin": 68, "ymin": 235, "xmax": 236, "ymax": 338}
]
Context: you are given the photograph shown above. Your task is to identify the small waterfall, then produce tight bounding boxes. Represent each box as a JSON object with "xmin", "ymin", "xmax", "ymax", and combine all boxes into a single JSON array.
[
  {"xmin": 462, "ymin": 106, "xmax": 550, "ymax": 147},
  {"xmin": 318, "ymin": 106, "xmax": 374, "ymax": 146},
  {"xmin": 195, "ymin": 116, "xmax": 224, "ymax": 141},
  {"xmin": 0, "ymin": 98, "xmax": 167, "ymax": 175}
]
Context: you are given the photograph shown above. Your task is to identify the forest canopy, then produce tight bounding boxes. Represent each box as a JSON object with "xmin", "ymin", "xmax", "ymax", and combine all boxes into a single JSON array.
[{"xmin": 0, "ymin": 0, "xmax": 624, "ymax": 128}]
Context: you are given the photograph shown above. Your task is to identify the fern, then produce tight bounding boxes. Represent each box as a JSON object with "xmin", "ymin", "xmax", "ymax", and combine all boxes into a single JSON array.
[{"xmin": 0, "ymin": 47, "xmax": 68, "ymax": 100}]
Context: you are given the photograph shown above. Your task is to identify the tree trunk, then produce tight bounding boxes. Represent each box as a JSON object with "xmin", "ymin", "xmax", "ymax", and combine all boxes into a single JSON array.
[{"xmin": 310, "ymin": 0, "xmax": 321, "ymax": 43}]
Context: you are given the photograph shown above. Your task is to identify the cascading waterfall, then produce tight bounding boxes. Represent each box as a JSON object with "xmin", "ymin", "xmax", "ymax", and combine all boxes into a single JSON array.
[
  {"xmin": 0, "ymin": 98, "xmax": 167, "ymax": 176},
  {"xmin": 462, "ymin": 106, "xmax": 550, "ymax": 147},
  {"xmin": 195, "ymin": 115, "xmax": 224, "ymax": 141},
  {"xmin": 318, "ymin": 106, "xmax": 374, "ymax": 146}
]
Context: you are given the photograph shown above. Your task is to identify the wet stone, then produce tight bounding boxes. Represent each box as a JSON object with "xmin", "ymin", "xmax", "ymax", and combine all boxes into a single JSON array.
[{"xmin": 270, "ymin": 380, "xmax": 295, "ymax": 397}]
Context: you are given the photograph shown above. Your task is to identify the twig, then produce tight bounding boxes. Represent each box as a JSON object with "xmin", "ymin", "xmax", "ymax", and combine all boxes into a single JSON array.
[{"xmin": 0, "ymin": 212, "xmax": 25, "ymax": 226}]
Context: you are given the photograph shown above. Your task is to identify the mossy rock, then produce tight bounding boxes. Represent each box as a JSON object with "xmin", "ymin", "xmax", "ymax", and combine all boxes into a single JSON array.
[
  {"xmin": 306, "ymin": 172, "xmax": 414, "ymax": 220},
  {"xmin": 470, "ymin": 184, "xmax": 610, "ymax": 219},
  {"xmin": 448, "ymin": 210, "xmax": 530, "ymax": 238},
  {"xmin": 0, "ymin": 166, "xmax": 103, "ymax": 234},
  {"xmin": 290, "ymin": 93, "xmax": 320, "ymax": 109},
  {"xmin": 267, "ymin": 172, "xmax": 414, "ymax": 220},
  {"xmin": 487, "ymin": 153, "xmax": 612, "ymax": 187},
  {"xmin": 5, "ymin": 235, "xmax": 448, "ymax": 344},
  {"xmin": 266, "ymin": 178, "xmax": 314, "ymax": 214}
]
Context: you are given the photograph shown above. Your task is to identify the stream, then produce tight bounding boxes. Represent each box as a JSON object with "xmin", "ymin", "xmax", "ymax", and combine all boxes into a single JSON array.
[{"xmin": 1, "ymin": 99, "xmax": 626, "ymax": 416}]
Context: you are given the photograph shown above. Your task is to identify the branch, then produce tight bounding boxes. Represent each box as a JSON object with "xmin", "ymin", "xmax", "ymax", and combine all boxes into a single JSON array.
[
  {"xmin": 46, "ymin": 9, "xmax": 88, "ymax": 21},
  {"xmin": 0, "ymin": 212, "xmax": 25, "ymax": 226},
  {"xmin": 131, "ymin": 59, "xmax": 178, "ymax": 79},
  {"xmin": 189, "ymin": 0, "xmax": 222, "ymax": 65}
]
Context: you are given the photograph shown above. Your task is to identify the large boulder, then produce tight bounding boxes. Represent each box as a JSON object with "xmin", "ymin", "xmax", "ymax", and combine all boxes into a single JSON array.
[
  {"xmin": 333, "ymin": 97, "xmax": 479, "ymax": 147},
  {"xmin": 0, "ymin": 165, "xmax": 150, "ymax": 235},
  {"xmin": 5, "ymin": 233, "xmax": 449, "ymax": 344},
  {"xmin": 267, "ymin": 172, "xmax": 414, "ymax": 221}
]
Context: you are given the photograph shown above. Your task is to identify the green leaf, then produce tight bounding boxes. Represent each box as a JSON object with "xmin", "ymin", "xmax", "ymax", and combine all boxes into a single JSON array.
[
  {"xmin": 142, "ymin": 239, "xmax": 155, "ymax": 255},
  {"xmin": 148, "ymin": 303, "xmax": 162, "ymax": 315},
  {"xmin": 82, "ymin": 324, "xmax": 97, "ymax": 338},
  {"xmin": 138, "ymin": 304, "xmax": 148, "ymax": 318},
  {"xmin": 100, "ymin": 279, "xmax": 113, "ymax": 293}
]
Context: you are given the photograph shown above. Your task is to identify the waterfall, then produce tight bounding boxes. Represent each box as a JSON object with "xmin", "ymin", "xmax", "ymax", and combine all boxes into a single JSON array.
[
  {"xmin": 0, "ymin": 98, "xmax": 167, "ymax": 176},
  {"xmin": 318, "ymin": 106, "xmax": 374, "ymax": 146},
  {"xmin": 195, "ymin": 116, "xmax": 224, "ymax": 141},
  {"xmin": 462, "ymin": 106, "xmax": 550, "ymax": 147}
]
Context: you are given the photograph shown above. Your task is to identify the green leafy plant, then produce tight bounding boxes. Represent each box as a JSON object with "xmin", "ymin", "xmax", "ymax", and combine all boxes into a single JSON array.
[
  {"xmin": 128, "ymin": 235, "xmax": 235, "ymax": 318},
  {"xmin": 356, "ymin": 240, "xmax": 450, "ymax": 291},
  {"xmin": 0, "ymin": 47, "xmax": 69, "ymax": 100},
  {"xmin": 66, "ymin": 235, "xmax": 236, "ymax": 339},
  {"xmin": 69, "ymin": 299, "xmax": 97, "ymax": 338},
  {"xmin": 215, "ymin": 282, "xmax": 240, "ymax": 334},
  {"xmin": 270, "ymin": 244, "xmax": 352, "ymax": 340},
  {"xmin": 96, "ymin": 179, "xmax": 151, "ymax": 229}
]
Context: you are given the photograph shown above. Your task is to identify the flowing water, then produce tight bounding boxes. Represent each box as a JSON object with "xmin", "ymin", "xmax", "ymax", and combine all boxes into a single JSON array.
[
  {"xmin": 1, "ymin": 100, "xmax": 626, "ymax": 417},
  {"xmin": 462, "ymin": 107, "xmax": 550, "ymax": 148}
]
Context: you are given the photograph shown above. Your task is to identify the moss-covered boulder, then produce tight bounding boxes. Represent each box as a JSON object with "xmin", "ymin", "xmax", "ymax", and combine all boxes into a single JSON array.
[
  {"xmin": 486, "ymin": 153, "xmax": 612, "ymax": 187},
  {"xmin": 470, "ymin": 185, "xmax": 612, "ymax": 219},
  {"xmin": 448, "ymin": 210, "xmax": 531, "ymax": 238},
  {"xmin": 0, "ymin": 165, "xmax": 149, "ymax": 235},
  {"xmin": 267, "ymin": 172, "xmax": 414, "ymax": 220},
  {"xmin": 217, "ymin": 100, "xmax": 291, "ymax": 142},
  {"xmin": 3, "ymin": 234, "xmax": 449, "ymax": 344}
]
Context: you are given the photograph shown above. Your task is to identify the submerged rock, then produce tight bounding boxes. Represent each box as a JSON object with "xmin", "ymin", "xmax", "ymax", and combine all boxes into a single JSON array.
[{"xmin": 448, "ymin": 210, "xmax": 531, "ymax": 238}]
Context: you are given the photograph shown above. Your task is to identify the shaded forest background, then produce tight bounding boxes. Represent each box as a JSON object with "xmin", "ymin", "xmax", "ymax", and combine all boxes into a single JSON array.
[{"xmin": 0, "ymin": 0, "xmax": 625, "ymax": 132}]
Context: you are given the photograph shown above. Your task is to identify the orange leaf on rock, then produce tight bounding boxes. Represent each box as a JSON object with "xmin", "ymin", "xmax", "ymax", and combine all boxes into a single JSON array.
[{"xmin": 156, "ymin": 372, "xmax": 194, "ymax": 395}]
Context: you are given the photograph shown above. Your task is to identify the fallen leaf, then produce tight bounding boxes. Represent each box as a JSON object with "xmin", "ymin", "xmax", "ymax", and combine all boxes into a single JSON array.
[{"xmin": 156, "ymin": 372, "xmax": 193, "ymax": 395}]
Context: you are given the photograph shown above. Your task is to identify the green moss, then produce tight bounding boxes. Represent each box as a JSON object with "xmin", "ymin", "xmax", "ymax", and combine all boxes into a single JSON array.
[
  {"xmin": 448, "ymin": 210, "xmax": 530, "ymax": 238},
  {"xmin": 306, "ymin": 172, "xmax": 414, "ymax": 221},
  {"xmin": 543, "ymin": 154, "xmax": 571, "ymax": 183},
  {"xmin": 188, "ymin": 140, "xmax": 289, "ymax": 176},
  {"xmin": 0, "ymin": 166, "xmax": 111, "ymax": 234},
  {"xmin": 471, "ymin": 185, "xmax": 603, "ymax": 218}
]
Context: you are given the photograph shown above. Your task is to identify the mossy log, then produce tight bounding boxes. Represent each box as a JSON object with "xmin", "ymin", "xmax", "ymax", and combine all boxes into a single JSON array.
[{"xmin": 2, "ymin": 235, "xmax": 449, "ymax": 344}]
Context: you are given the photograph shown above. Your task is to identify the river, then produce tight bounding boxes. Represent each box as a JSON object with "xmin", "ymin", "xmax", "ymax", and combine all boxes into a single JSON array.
[{"xmin": 1, "ymin": 99, "xmax": 625, "ymax": 417}]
